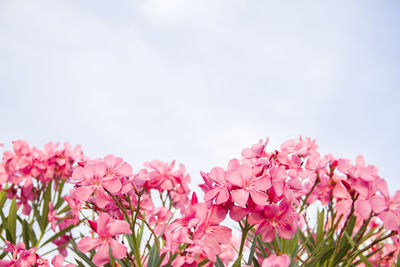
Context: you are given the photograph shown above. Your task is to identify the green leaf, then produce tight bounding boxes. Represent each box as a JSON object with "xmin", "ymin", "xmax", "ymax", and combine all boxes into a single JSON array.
[
  {"xmin": 40, "ymin": 223, "xmax": 76, "ymax": 247},
  {"xmin": 316, "ymin": 209, "xmax": 325, "ymax": 244},
  {"xmin": 41, "ymin": 181, "xmax": 52, "ymax": 232},
  {"xmin": 396, "ymin": 248, "xmax": 400, "ymax": 267},
  {"xmin": 54, "ymin": 179, "xmax": 66, "ymax": 209},
  {"xmin": 319, "ymin": 247, "xmax": 335, "ymax": 265},
  {"xmin": 214, "ymin": 255, "xmax": 225, "ymax": 267},
  {"xmin": 343, "ymin": 231, "xmax": 355, "ymax": 247},
  {"xmin": 22, "ymin": 219, "xmax": 30, "ymax": 248},
  {"xmin": 256, "ymin": 235, "xmax": 268, "ymax": 258},
  {"xmin": 27, "ymin": 223, "xmax": 37, "ymax": 246},
  {"xmin": 0, "ymin": 191, "xmax": 7, "ymax": 210},
  {"xmin": 339, "ymin": 215, "xmax": 356, "ymax": 249},
  {"xmin": 253, "ymin": 258, "xmax": 261, "ymax": 267},
  {"xmin": 125, "ymin": 234, "xmax": 134, "ymax": 251},
  {"xmin": 117, "ymin": 259, "xmax": 131, "ymax": 267},
  {"xmin": 147, "ymin": 242, "xmax": 160, "ymax": 267},
  {"xmin": 75, "ymin": 259, "xmax": 86, "ymax": 267},
  {"xmin": 248, "ymin": 234, "xmax": 258, "ymax": 264},
  {"xmin": 0, "ymin": 251, "xmax": 7, "ymax": 259},
  {"xmin": 358, "ymin": 253, "xmax": 373, "ymax": 267},
  {"xmin": 137, "ymin": 220, "xmax": 145, "ymax": 249},
  {"xmin": 332, "ymin": 243, "xmax": 351, "ymax": 266},
  {"xmin": 57, "ymin": 205, "xmax": 70, "ymax": 215},
  {"xmin": 198, "ymin": 259, "xmax": 210, "ymax": 266},
  {"xmin": 232, "ymin": 254, "xmax": 242, "ymax": 267},
  {"xmin": 71, "ymin": 244, "xmax": 97, "ymax": 267},
  {"xmin": 7, "ymin": 196, "xmax": 17, "ymax": 243}
]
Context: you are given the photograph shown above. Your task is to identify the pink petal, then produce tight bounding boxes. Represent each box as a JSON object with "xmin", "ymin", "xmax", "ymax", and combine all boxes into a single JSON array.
[
  {"xmin": 75, "ymin": 186, "xmax": 94, "ymax": 202},
  {"xmin": 370, "ymin": 196, "xmax": 386, "ymax": 214},
  {"xmin": 230, "ymin": 206, "xmax": 250, "ymax": 222},
  {"xmin": 208, "ymin": 226, "xmax": 232, "ymax": 244},
  {"xmin": 277, "ymin": 222, "xmax": 296, "ymax": 240},
  {"xmin": 102, "ymin": 178, "xmax": 122, "ymax": 194},
  {"xmin": 226, "ymin": 169, "xmax": 244, "ymax": 187},
  {"xmin": 250, "ymin": 176, "xmax": 271, "ymax": 191},
  {"xmin": 97, "ymin": 213, "xmax": 112, "ymax": 235},
  {"xmin": 204, "ymin": 188, "xmax": 220, "ymax": 202},
  {"xmin": 332, "ymin": 182, "xmax": 350, "ymax": 199},
  {"xmin": 376, "ymin": 179, "xmax": 389, "ymax": 198},
  {"xmin": 216, "ymin": 188, "xmax": 230, "ymax": 205},
  {"xmin": 263, "ymin": 204, "xmax": 279, "ymax": 218},
  {"xmin": 247, "ymin": 211, "xmax": 264, "ymax": 224},
  {"xmin": 231, "ymin": 189, "xmax": 249, "ymax": 207},
  {"xmin": 93, "ymin": 243, "xmax": 110, "ymax": 266},
  {"xmin": 92, "ymin": 162, "xmax": 107, "ymax": 178},
  {"xmin": 110, "ymin": 239, "xmax": 127, "ymax": 259},
  {"xmin": 77, "ymin": 237, "xmax": 102, "ymax": 253},
  {"xmin": 355, "ymin": 199, "xmax": 371, "ymax": 219},
  {"xmin": 272, "ymin": 180, "xmax": 284, "ymax": 197},
  {"xmin": 249, "ymin": 190, "xmax": 268, "ymax": 206},
  {"xmin": 108, "ymin": 220, "xmax": 132, "ymax": 236},
  {"xmin": 260, "ymin": 224, "xmax": 275, "ymax": 242},
  {"xmin": 210, "ymin": 167, "xmax": 226, "ymax": 184},
  {"xmin": 287, "ymin": 178, "xmax": 302, "ymax": 190},
  {"xmin": 95, "ymin": 188, "xmax": 111, "ymax": 209},
  {"xmin": 335, "ymin": 199, "xmax": 352, "ymax": 215},
  {"xmin": 116, "ymin": 162, "xmax": 133, "ymax": 177},
  {"xmin": 337, "ymin": 159, "xmax": 351, "ymax": 174},
  {"xmin": 379, "ymin": 211, "xmax": 399, "ymax": 231},
  {"xmin": 208, "ymin": 205, "xmax": 228, "ymax": 225}
]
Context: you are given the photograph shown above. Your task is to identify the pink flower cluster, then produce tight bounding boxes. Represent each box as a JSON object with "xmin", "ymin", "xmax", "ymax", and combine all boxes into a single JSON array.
[
  {"xmin": 160, "ymin": 193, "xmax": 233, "ymax": 266},
  {"xmin": 67, "ymin": 155, "xmax": 196, "ymax": 266},
  {"xmin": 1, "ymin": 140, "xmax": 83, "ymax": 214},
  {"xmin": 1, "ymin": 136, "xmax": 399, "ymax": 266},
  {"xmin": 0, "ymin": 241, "xmax": 49, "ymax": 267}
]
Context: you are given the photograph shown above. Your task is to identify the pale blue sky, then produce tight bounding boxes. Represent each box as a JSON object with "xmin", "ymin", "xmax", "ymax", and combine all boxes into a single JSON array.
[{"xmin": 0, "ymin": 0, "xmax": 399, "ymax": 194}]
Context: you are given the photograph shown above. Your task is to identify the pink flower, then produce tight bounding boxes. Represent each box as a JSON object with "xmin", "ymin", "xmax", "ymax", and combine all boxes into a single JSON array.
[
  {"xmin": 202, "ymin": 167, "xmax": 230, "ymax": 205},
  {"xmin": 262, "ymin": 254, "xmax": 291, "ymax": 267},
  {"xmin": 48, "ymin": 203, "xmax": 61, "ymax": 231},
  {"xmin": 77, "ymin": 213, "xmax": 131, "ymax": 266},
  {"xmin": 242, "ymin": 138, "xmax": 269, "ymax": 159},
  {"xmin": 51, "ymin": 255, "xmax": 76, "ymax": 267},
  {"xmin": 103, "ymin": 155, "xmax": 133, "ymax": 179},
  {"xmin": 249, "ymin": 201, "xmax": 297, "ymax": 242},
  {"xmin": 337, "ymin": 155, "xmax": 378, "ymax": 182},
  {"xmin": 226, "ymin": 164, "xmax": 270, "ymax": 206},
  {"xmin": 371, "ymin": 180, "xmax": 400, "ymax": 231},
  {"xmin": 72, "ymin": 161, "xmax": 121, "ymax": 208}
]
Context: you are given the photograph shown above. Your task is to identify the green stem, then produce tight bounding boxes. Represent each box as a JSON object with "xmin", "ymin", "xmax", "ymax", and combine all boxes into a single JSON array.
[
  {"xmin": 107, "ymin": 191, "xmax": 142, "ymax": 267},
  {"xmin": 237, "ymin": 219, "xmax": 251, "ymax": 262}
]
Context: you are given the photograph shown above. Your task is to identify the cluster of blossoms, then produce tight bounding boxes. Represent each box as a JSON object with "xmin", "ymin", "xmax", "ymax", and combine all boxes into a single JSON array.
[
  {"xmin": 0, "ymin": 141, "xmax": 84, "ymax": 266},
  {"xmin": 0, "ymin": 137, "xmax": 399, "ymax": 266},
  {"xmin": 0, "ymin": 140, "xmax": 84, "ymax": 214}
]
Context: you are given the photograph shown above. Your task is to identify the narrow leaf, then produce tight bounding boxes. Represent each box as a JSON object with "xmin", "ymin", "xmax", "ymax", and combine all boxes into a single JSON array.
[
  {"xmin": 40, "ymin": 181, "xmax": 52, "ymax": 232},
  {"xmin": 7, "ymin": 197, "xmax": 17, "ymax": 243},
  {"xmin": 40, "ymin": 223, "xmax": 76, "ymax": 247},
  {"xmin": 147, "ymin": 242, "xmax": 160, "ymax": 267},
  {"xmin": 214, "ymin": 255, "xmax": 225, "ymax": 267}
]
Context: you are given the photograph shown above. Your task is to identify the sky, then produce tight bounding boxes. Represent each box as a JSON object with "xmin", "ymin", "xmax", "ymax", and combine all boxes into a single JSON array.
[{"xmin": 0, "ymin": 0, "xmax": 399, "ymax": 195}]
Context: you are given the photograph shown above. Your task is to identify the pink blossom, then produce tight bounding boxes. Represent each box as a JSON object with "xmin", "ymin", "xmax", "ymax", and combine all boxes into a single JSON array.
[
  {"xmin": 72, "ymin": 161, "xmax": 121, "ymax": 208},
  {"xmin": 201, "ymin": 167, "xmax": 230, "ymax": 205},
  {"xmin": 226, "ymin": 164, "xmax": 270, "ymax": 206},
  {"xmin": 77, "ymin": 213, "xmax": 131, "ymax": 266},
  {"xmin": 262, "ymin": 254, "xmax": 291, "ymax": 267},
  {"xmin": 249, "ymin": 201, "xmax": 297, "ymax": 242},
  {"xmin": 371, "ymin": 180, "xmax": 400, "ymax": 231},
  {"xmin": 48, "ymin": 203, "xmax": 60, "ymax": 231},
  {"xmin": 51, "ymin": 255, "xmax": 76, "ymax": 267}
]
